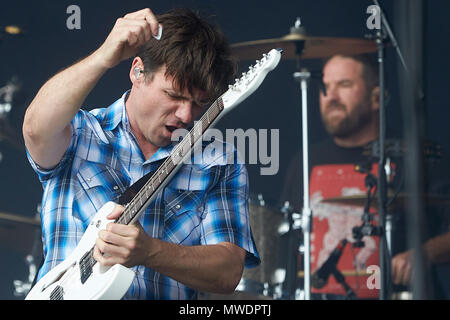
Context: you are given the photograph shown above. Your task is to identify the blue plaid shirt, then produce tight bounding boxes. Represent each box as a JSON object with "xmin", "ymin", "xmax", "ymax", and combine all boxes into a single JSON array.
[{"xmin": 27, "ymin": 91, "xmax": 259, "ymax": 299}]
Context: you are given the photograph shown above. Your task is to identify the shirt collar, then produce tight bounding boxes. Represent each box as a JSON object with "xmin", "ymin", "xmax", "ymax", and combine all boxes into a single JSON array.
[
  {"xmin": 146, "ymin": 142, "xmax": 176, "ymax": 164},
  {"xmin": 102, "ymin": 90, "xmax": 130, "ymax": 131}
]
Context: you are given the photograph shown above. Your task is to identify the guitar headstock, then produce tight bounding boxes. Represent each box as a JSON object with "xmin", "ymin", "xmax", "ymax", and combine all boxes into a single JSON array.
[{"xmin": 221, "ymin": 48, "xmax": 282, "ymax": 114}]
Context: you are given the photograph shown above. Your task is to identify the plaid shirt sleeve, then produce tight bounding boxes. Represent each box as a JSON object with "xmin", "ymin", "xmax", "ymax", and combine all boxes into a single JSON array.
[
  {"xmin": 200, "ymin": 162, "xmax": 260, "ymax": 268},
  {"xmin": 25, "ymin": 111, "xmax": 84, "ymax": 183}
]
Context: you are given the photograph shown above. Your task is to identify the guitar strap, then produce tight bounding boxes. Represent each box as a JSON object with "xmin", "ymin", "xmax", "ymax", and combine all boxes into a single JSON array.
[{"xmin": 117, "ymin": 159, "xmax": 165, "ymax": 206}]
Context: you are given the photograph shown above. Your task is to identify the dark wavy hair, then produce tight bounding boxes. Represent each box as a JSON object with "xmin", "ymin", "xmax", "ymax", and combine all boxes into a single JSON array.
[{"xmin": 136, "ymin": 8, "xmax": 237, "ymax": 103}]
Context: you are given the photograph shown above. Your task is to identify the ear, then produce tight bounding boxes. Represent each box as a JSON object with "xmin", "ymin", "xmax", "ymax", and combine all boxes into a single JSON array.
[
  {"xmin": 370, "ymin": 86, "xmax": 380, "ymax": 111},
  {"xmin": 130, "ymin": 57, "xmax": 144, "ymax": 86}
]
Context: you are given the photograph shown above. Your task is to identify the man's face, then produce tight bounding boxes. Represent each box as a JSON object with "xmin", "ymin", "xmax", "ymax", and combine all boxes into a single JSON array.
[
  {"xmin": 128, "ymin": 66, "xmax": 208, "ymax": 149},
  {"xmin": 319, "ymin": 56, "xmax": 375, "ymax": 139}
]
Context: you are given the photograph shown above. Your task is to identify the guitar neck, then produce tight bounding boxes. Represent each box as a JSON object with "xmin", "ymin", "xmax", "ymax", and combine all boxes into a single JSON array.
[
  {"xmin": 115, "ymin": 97, "xmax": 225, "ymax": 226},
  {"xmin": 113, "ymin": 48, "xmax": 282, "ymax": 226}
]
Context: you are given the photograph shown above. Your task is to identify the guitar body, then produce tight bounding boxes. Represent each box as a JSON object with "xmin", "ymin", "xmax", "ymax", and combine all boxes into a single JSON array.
[{"xmin": 26, "ymin": 202, "xmax": 136, "ymax": 300}]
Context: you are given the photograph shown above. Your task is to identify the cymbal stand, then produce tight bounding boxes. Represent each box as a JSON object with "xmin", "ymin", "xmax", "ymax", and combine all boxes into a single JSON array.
[
  {"xmin": 292, "ymin": 68, "xmax": 313, "ymax": 300},
  {"xmin": 372, "ymin": 0, "xmax": 399, "ymax": 300}
]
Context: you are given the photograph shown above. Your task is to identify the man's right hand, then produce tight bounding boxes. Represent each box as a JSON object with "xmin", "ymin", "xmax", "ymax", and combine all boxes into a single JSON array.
[
  {"xmin": 93, "ymin": 8, "xmax": 160, "ymax": 69},
  {"xmin": 23, "ymin": 8, "xmax": 160, "ymax": 169}
]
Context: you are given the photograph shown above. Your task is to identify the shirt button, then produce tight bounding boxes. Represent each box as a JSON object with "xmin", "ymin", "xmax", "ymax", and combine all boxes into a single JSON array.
[
  {"xmin": 113, "ymin": 186, "xmax": 119, "ymax": 190},
  {"xmin": 86, "ymin": 178, "xmax": 92, "ymax": 182},
  {"xmin": 175, "ymin": 204, "xmax": 181, "ymax": 210}
]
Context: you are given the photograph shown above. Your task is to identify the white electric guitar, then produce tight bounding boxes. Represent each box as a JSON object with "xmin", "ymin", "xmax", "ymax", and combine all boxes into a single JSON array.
[{"xmin": 26, "ymin": 48, "xmax": 282, "ymax": 300}]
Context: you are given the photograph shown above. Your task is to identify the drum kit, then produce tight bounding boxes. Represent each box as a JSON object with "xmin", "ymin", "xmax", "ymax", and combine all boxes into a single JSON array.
[
  {"xmin": 0, "ymin": 52, "xmax": 42, "ymax": 298},
  {"xmin": 211, "ymin": 10, "xmax": 450, "ymax": 301},
  {"xmin": 206, "ymin": 15, "xmax": 379, "ymax": 301},
  {"xmin": 0, "ymin": 209, "xmax": 42, "ymax": 299}
]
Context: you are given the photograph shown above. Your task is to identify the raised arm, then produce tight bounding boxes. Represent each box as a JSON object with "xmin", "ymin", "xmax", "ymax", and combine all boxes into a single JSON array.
[{"xmin": 22, "ymin": 8, "xmax": 159, "ymax": 169}]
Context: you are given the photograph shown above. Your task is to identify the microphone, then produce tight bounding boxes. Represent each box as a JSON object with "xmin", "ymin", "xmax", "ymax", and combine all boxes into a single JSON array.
[{"xmin": 311, "ymin": 239, "xmax": 347, "ymax": 289}]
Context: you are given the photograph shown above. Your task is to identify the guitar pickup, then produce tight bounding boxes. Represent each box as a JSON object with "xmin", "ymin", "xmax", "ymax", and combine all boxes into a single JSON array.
[
  {"xmin": 79, "ymin": 250, "xmax": 94, "ymax": 284},
  {"xmin": 50, "ymin": 285, "xmax": 64, "ymax": 300}
]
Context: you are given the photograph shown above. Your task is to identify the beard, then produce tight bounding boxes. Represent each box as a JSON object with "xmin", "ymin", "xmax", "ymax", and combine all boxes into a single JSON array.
[{"xmin": 321, "ymin": 99, "xmax": 374, "ymax": 139}]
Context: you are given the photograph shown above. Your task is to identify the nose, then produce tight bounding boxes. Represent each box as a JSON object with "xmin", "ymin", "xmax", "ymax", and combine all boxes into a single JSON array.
[
  {"xmin": 321, "ymin": 86, "xmax": 341, "ymax": 109},
  {"xmin": 174, "ymin": 101, "xmax": 193, "ymax": 125},
  {"xmin": 322, "ymin": 84, "xmax": 339, "ymax": 101}
]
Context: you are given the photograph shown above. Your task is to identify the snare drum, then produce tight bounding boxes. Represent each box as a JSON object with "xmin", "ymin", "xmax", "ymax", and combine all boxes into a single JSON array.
[
  {"xmin": 237, "ymin": 194, "xmax": 287, "ymax": 299},
  {"xmin": 199, "ymin": 194, "xmax": 288, "ymax": 300}
]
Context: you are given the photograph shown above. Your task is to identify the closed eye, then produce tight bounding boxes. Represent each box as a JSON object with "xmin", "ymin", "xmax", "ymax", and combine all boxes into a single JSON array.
[
  {"xmin": 337, "ymin": 80, "xmax": 353, "ymax": 88},
  {"xmin": 164, "ymin": 90, "xmax": 209, "ymax": 110},
  {"xmin": 165, "ymin": 90, "xmax": 185, "ymax": 101}
]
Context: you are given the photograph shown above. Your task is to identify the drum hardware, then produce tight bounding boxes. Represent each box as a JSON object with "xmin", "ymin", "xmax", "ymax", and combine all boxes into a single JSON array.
[
  {"xmin": 0, "ymin": 77, "xmax": 21, "ymax": 119},
  {"xmin": 13, "ymin": 254, "xmax": 37, "ymax": 297},
  {"xmin": 278, "ymin": 200, "xmax": 302, "ymax": 300},
  {"xmin": 322, "ymin": 193, "xmax": 450, "ymax": 212},
  {"xmin": 0, "ymin": 211, "xmax": 41, "ymax": 254},
  {"xmin": 351, "ymin": 162, "xmax": 397, "ymax": 296},
  {"xmin": 230, "ymin": 14, "xmax": 380, "ymax": 300},
  {"xmin": 0, "ymin": 77, "xmax": 24, "ymax": 152},
  {"xmin": 0, "ymin": 206, "xmax": 42, "ymax": 298},
  {"xmin": 352, "ymin": 165, "xmax": 383, "ymax": 248},
  {"xmin": 299, "ymin": 270, "xmax": 371, "ymax": 278},
  {"xmin": 364, "ymin": 139, "xmax": 443, "ymax": 162},
  {"xmin": 230, "ymin": 20, "xmax": 377, "ymax": 62},
  {"xmin": 311, "ymin": 239, "xmax": 357, "ymax": 300},
  {"xmin": 234, "ymin": 193, "xmax": 285, "ymax": 299}
]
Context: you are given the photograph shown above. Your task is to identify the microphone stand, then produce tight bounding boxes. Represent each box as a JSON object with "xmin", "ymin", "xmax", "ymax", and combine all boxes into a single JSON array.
[
  {"xmin": 332, "ymin": 268, "xmax": 357, "ymax": 300},
  {"xmin": 371, "ymin": 0, "xmax": 392, "ymax": 300},
  {"xmin": 312, "ymin": 239, "xmax": 357, "ymax": 299},
  {"xmin": 352, "ymin": 167, "xmax": 381, "ymax": 249}
]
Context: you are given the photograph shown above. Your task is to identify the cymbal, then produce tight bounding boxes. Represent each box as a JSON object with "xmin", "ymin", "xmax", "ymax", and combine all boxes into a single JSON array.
[
  {"xmin": 321, "ymin": 193, "xmax": 450, "ymax": 208},
  {"xmin": 0, "ymin": 212, "xmax": 40, "ymax": 255},
  {"xmin": 0, "ymin": 211, "xmax": 40, "ymax": 226},
  {"xmin": 231, "ymin": 32, "xmax": 377, "ymax": 61}
]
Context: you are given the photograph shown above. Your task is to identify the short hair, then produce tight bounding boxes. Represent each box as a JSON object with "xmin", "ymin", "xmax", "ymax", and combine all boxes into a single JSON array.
[
  {"xmin": 136, "ymin": 8, "xmax": 237, "ymax": 103},
  {"xmin": 323, "ymin": 54, "xmax": 379, "ymax": 91}
]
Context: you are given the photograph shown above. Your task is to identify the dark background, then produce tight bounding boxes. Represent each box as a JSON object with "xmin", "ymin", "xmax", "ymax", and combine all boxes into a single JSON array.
[{"xmin": 0, "ymin": 0, "xmax": 448, "ymax": 299}]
